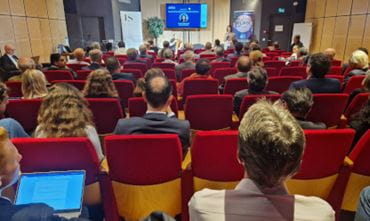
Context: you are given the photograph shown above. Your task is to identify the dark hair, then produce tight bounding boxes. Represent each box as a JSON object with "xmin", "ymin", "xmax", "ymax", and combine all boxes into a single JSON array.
[
  {"xmin": 309, "ymin": 53, "xmax": 331, "ymax": 78},
  {"xmin": 294, "ymin": 35, "xmax": 301, "ymax": 40},
  {"xmin": 106, "ymin": 56, "xmax": 120, "ymax": 73},
  {"xmin": 235, "ymin": 42, "xmax": 243, "ymax": 54},
  {"xmin": 214, "ymin": 39, "xmax": 221, "ymax": 47},
  {"xmin": 126, "ymin": 48, "xmax": 138, "ymax": 60},
  {"xmin": 118, "ymin": 41, "xmax": 125, "ymax": 48},
  {"xmin": 195, "ymin": 59, "xmax": 211, "ymax": 75},
  {"xmin": 148, "ymin": 40, "xmax": 154, "ymax": 45},
  {"xmin": 144, "ymin": 75, "xmax": 172, "ymax": 108},
  {"xmin": 248, "ymin": 67, "xmax": 268, "ymax": 92},
  {"xmin": 50, "ymin": 53, "xmax": 61, "ymax": 65},
  {"xmin": 163, "ymin": 41, "xmax": 170, "ymax": 48},
  {"xmin": 358, "ymin": 47, "xmax": 369, "ymax": 55},
  {"xmin": 106, "ymin": 42, "xmax": 112, "ymax": 51},
  {"xmin": 0, "ymin": 82, "xmax": 8, "ymax": 103},
  {"xmin": 281, "ymin": 88, "xmax": 313, "ymax": 118}
]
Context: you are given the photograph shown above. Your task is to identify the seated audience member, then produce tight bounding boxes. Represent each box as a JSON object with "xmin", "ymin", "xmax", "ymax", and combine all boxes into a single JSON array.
[
  {"xmin": 115, "ymin": 41, "xmax": 126, "ymax": 55},
  {"xmin": 345, "ymin": 50, "xmax": 369, "ymax": 83},
  {"xmin": 213, "ymin": 39, "xmax": 221, "ymax": 49},
  {"xmin": 349, "ymin": 96, "xmax": 370, "ymax": 146},
  {"xmin": 290, "ymin": 35, "xmax": 304, "ymax": 51},
  {"xmin": 273, "ymin": 41, "xmax": 281, "ymax": 50},
  {"xmin": 105, "ymin": 42, "xmax": 113, "ymax": 53},
  {"xmin": 83, "ymin": 49, "xmax": 103, "ymax": 70},
  {"xmin": 297, "ymin": 47, "xmax": 309, "ymax": 64},
  {"xmin": 35, "ymin": 83, "xmax": 103, "ymax": 161},
  {"xmin": 139, "ymin": 44, "xmax": 153, "ymax": 60},
  {"xmin": 355, "ymin": 186, "xmax": 370, "ymax": 221},
  {"xmin": 7, "ymin": 57, "xmax": 36, "ymax": 82},
  {"xmin": 0, "ymin": 83, "xmax": 29, "ymax": 138},
  {"xmin": 133, "ymin": 68, "xmax": 165, "ymax": 97},
  {"xmin": 212, "ymin": 47, "xmax": 230, "ymax": 62},
  {"xmin": 227, "ymin": 42, "xmax": 243, "ymax": 59},
  {"xmin": 67, "ymin": 48, "xmax": 90, "ymax": 65},
  {"xmin": 0, "ymin": 127, "xmax": 90, "ymax": 220},
  {"xmin": 21, "ymin": 69, "xmax": 48, "ymax": 99},
  {"xmin": 249, "ymin": 50, "xmax": 264, "ymax": 67},
  {"xmin": 147, "ymin": 40, "xmax": 159, "ymax": 54},
  {"xmin": 349, "ymin": 72, "xmax": 370, "ymax": 103},
  {"xmin": 290, "ymin": 53, "xmax": 341, "ymax": 93},
  {"xmin": 158, "ymin": 41, "xmax": 170, "ymax": 58},
  {"xmin": 224, "ymin": 56, "xmax": 252, "ymax": 80},
  {"xmin": 105, "ymin": 56, "xmax": 135, "ymax": 82},
  {"xmin": 266, "ymin": 40, "xmax": 275, "ymax": 51},
  {"xmin": 90, "ymin": 41, "xmax": 101, "ymax": 50},
  {"xmin": 282, "ymin": 88, "xmax": 326, "ymax": 129},
  {"xmin": 0, "ymin": 44, "xmax": 19, "ymax": 81},
  {"xmin": 176, "ymin": 50, "xmax": 195, "ymax": 80},
  {"xmin": 178, "ymin": 59, "xmax": 214, "ymax": 96},
  {"xmin": 286, "ymin": 45, "xmax": 300, "ymax": 62},
  {"xmin": 162, "ymin": 49, "xmax": 177, "ymax": 64},
  {"xmin": 46, "ymin": 53, "xmax": 77, "ymax": 78},
  {"xmin": 114, "ymin": 74, "xmax": 190, "ymax": 153},
  {"xmin": 200, "ymin": 42, "xmax": 216, "ymax": 56},
  {"xmin": 124, "ymin": 48, "xmax": 146, "ymax": 65},
  {"xmin": 324, "ymin": 48, "xmax": 336, "ymax": 63},
  {"xmin": 189, "ymin": 100, "xmax": 335, "ymax": 221},
  {"xmin": 233, "ymin": 67, "xmax": 277, "ymax": 113}
]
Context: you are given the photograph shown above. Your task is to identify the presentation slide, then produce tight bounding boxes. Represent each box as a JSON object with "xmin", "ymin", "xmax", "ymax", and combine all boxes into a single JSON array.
[
  {"xmin": 16, "ymin": 172, "xmax": 84, "ymax": 211},
  {"xmin": 166, "ymin": 4, "xmax": 208, "ymax": 29}
]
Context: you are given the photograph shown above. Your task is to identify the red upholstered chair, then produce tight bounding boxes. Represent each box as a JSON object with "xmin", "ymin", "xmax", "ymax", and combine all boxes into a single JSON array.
[
  {"xmin": 281, "ymin": 52, "xmax": 292, "ymax": 57},
  {"xmin": 138, "ymin": 58, "xmax": 152, "ymax": 67},
  {"xmin": 332, "ymin": 60, "xmax": 342, "ymax": 67},
  {"xmin": 289, "ymin": 60, "xmax": 302, "ymax": 67},
  {"xmin": 230, "ymin": 56, "xmax": 239, "ymax": 67},
  {"xmin": 306, "ymin": 93, "xmax": 349, "ymax": 127},
  {"xmin": 128, "ymin": 96, "xmax": 178, "ymax": 117},
  {"xmin": 209, "ymin": 62, "xmax": 231, "ymax": 75},
  {"xmin": 86, "ymin": 98, "xmax": 124, "ymax": 134},
  {"xmin": 76, "ymin": 70, "xmax": 92, "ymax": 80},
  {"xmin": 279, "ymin": 66, "xmax": 307, "ymax": 78},
  {"xmin": 155, "ymin": 58, "xmax": 165, "ymax": 63},
  {"xmin": 224, "ymin": 78, "xmax": 248, "ymax": 95},
  {"xmin": 104, "ymin": 134, "xmax": 183, "ymax": 220},
  {"xmin": 265, "ymin": 67, "xmax": 278, "ymax": 77},
  {"xmin": 5, "ymin": 99, "xmax": 42, "ymax": 132},
  {"xmin": 67, "ymin": 63, "xmax": 88, "ymax": 72},
  {"xmin": 343, "ymin": 75, "xmax": 366, "ymax": 94},
  {"xmin": 328, "ymin": 66, "xmax": 343, "ymax": 75},
  {"xmin": 147, "ymin": 51, "xmax": 157, "ymax": 58},
  {"xmin": 117, "ymin": 58, "xmax": 127, "ymax": 65},
  {"xmin": 239, "ymin": 94, "xmax": 281, "ymax": 119},
  {"xmin": 326, "ymin": 75, "xmax": 344, "ymax": 84},
  {"xmin": 212, "ymin": 67, "xmax": 237, "ymax": 85},
  {"xmin": 262, "ymin": 56, "xmax": 272, "ymax": 62},
  {"xmin": 113, "ymin": 80, "xmax": 134, "ymax": 108},
  {"xmin": 264, "ymin": 61, "xmax": 286, "ymax": 74},
  {"xmin": 162, "ymin": 68, "xmax": 177, "ymax": 80},
  {"xmin": 266, "ymin": 52, "xmax": 279, "ymax": 57},
  {"xmin": 51, "ymin": 80, "xmax": 86, "ymax": 91},
  {"xmin": 341, "ymin": 130, "xmax": 370, "ymax": 212},
  {"xmin": 43, "ymin": 70, "xmax": 74, "ymax": 81},
  {"xmin": 6, "ymin": 81, "xmax": 22, "ymax": 97},
  {"xmin": 184, "ymin": 95, "xmax": 233, "ymax": 130},
  {"xmin": 120, "ymin": 68, "xmax": 143, "ymax": 79},
  {"xmin": 182, "ymin": 79, "xmax": 219, "ymax": 103},
  {"xmin": 266, "ymin": 76, "xmax": 302, "ymax": 93},
  {"xmin": 123, "ymin": 63, "xmax": 148, "ymax": 75},
  {"xmin": 115, "ymin": 54, "xmax": 128, "ymax": 59},
  {"xmin": 195, "ymin": 49, "xmax": 205, "ymax": 54},
  {"xmin": 181, "ymin": 69, "xmax": 196, "ymax": 81},
  {"xmin": 286, "ymin": 129, "xmax": 355, "ymax": 214},
  {"xmin": 152, "ymin": 62, "xmax": 175, "ymax": 70},
  {"xmin": 169, "ymin": 79, "xmax": 178, "ymax": 98},
  {"xmin": 344, "ymin": 92, "xmax": 369, "ymax": 119}
]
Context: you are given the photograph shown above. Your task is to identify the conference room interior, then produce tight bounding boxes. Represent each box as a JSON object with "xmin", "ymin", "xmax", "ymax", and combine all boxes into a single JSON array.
[{"xmin": 0, "ymin": 0, "xmax": 369, "ymax": 221}]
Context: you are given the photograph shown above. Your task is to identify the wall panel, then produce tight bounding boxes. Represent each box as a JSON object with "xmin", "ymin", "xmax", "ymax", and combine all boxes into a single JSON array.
[
  {"xmin": 332, "ymin": 16, "xmax": 350, "ymax": 61},
  {"xmin": 320, "ymin": 17, "xmax": 336, "ymax": 51},
  {"xmin": 325, "ymin": 0, "xmax": 338, "ymax": 17},
  {"xmin": 306, "ymin": 0, "xmax": 315, "ymax": 19},
  {"xmin": 310, "ymin": 18, "xmax": 324, "ymax": 53},
  {"xmin": 315, "ymin": 0, "xmax": 327, "ymax": 18},
  {"xmin": 351, "ymin": 0, "xmax": 368, "ymax": 14},
  {"xmin": 9, "ymin": 0, "xmax": 25, "ymax": 16},
  {"xmin": 344, "ymin": 15, "xmax": 366, "ymax": 61},
  {"xmin": 362, "ymin": 15, "xmax": 370, "ymax": 50},
  {"xmin": 0, "ymin": 0, "xmax": 10, "ymax": 15},
  {"xmin": 337, "ymin": 0, "xmax": 353, "ymax": 15},
  {"xmin": 0, "ymin": 15, "xmax": 15, "ymax": 49},
  {"xmin": 12, "ymin": 17, "xmax": 32, "ymax": 57}
]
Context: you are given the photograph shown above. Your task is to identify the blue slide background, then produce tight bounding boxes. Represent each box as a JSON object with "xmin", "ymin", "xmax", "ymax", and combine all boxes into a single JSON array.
[{"xmin": 166, "ymin": 4, "xmax": 208, "ymax": 29}]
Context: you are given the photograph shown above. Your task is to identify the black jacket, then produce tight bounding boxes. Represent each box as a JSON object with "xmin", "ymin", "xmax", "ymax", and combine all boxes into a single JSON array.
[{"xmin": 289, "ymin": 77, "xmax": 341, "ymax": 93}]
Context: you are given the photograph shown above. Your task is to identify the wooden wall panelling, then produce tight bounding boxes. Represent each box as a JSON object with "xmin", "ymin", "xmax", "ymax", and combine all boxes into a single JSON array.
[
  {"xmin": 49, "ymin": 19, "xmax": 60, "ymax": 47},
  {"xmin": 325, "ymin": 0, "xmax": 338, "ymax": 17},
  {"xmin": 344, "ymin": 15, "xmax": 366, "ymax": 61},
  {"xmin": 315, "ymin": 0, "xmax": 327, "ymax": 18},
  {"xmin": 310, "ymin": 18, "xmax": 324, "ymax": 53},
  {"xmin": 320, "ymin": 17, "xmax": 336, "ymax": 51},
  {"xmin": 332, "ymin": 16, "xmax": 350, "ymax": 61},
  {"xmin": 56, "ymin": 0, "xmax": 65, "ymax": 20},
  {"xmin": 337, "ymin": 0, "xmax": 353, "ymax": 15},
  {"xmin": 0, "ymin": 15, "xmax": 16, "ymax": 50},
  {"xmin": 351, "ymin": 0, "xmax": 369, "ymax": 14},
  {"xmin": 27, "ymin": 18, "xmax": 43, "ymax": 57},
  {"xmin": 213, "ymin": 0, "xmax": 230, "ymax": 42},
  {"xmin": 12, "ymin": 17, "xmax": 32, "ymax": 57},
  {"xmin": 199, "ymin": 0, "xmax": 214, "ymax": 44},
  {"xmin": 362, "ymin": 14, "xmax": 370, "ymax": 51},
  {"xmin": 9, "ymin": 0, "xmax": 25, "ymax": 16},
  {"xmin": 40, "ymin": 19, "xmax": 52, "ymax": 62},
  {"xmin": 368, "ymin": 0, "xmax": 370, "ymax": 12},
  {"xmin": 46, "ymin": 0, "xmax": 59, "ymax": 19},
  {"xmin": 306, "ymin": 0, "xmax": 316, "ymax": 19},
  {"xmin": 24, "ymin": 0, "xmax": 39, "ymax": 17},
  {"xmin": 0, "ymin": 0, "xmax": 10, "ymax": 15}
]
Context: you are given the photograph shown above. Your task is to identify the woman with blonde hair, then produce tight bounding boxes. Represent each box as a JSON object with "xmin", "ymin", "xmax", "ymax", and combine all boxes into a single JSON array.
[
  {"xmin": 346, "ymin": 50, "xmax": 369, "ymax": 83},
  {"xmin": 21, "ymin": 69, "xmax": 48, "ymax": 99},
  {"xmin": 83, "ymin": 69, "xmax": 118, "ymax": 98},
  {"xmin": 67, "ymin": 48, "xmax": 90, "ymax": 65},
  {"xmin": 249, "ymin": 50, "xmax": 264, "ymax": 67},
  {"xmin": 35, "ymin": 83, "xmax": 103, "ymax": 161}
]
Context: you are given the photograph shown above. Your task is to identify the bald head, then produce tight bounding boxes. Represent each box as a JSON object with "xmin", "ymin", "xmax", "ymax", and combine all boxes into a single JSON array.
[
  {"xmin": 144, "ymin": 74, "xmax": 172, "ymax": 109},
  {"xmin": 183, "ymin": 50, "xmax": 194, "ymax": 61},
  {"xmin": 324, "ymin": 48, "xmax": 336, "ymax": 61},
  {"xmin": 4, "ymin": 44, "xmax": 15, "ymax": 55},
  {"xmin": 18, "ymin": 57, "xmax": 36, "ymax": 73},
  {"xmin": 237, "ymin": 56, "xmax": 252, "ymax": 73}
]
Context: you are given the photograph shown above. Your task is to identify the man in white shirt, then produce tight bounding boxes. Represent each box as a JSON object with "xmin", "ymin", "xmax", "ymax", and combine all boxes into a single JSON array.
[
  {"xmin": 0, "ymin": 44, "xmax": 20, "ymax": 81},
  {"xmin": 189, "ymin": 100, "xmax": 335, "ymax": 221}
]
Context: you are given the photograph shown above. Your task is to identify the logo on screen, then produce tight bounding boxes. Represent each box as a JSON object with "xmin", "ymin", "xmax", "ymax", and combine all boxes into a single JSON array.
[
  {"xmin": 179, "ymin": 13, "xmax": 189, "ymax": 23},
  {"xmin": 234, "ymin": 14, "xmax": 253, "ymax": 33}
]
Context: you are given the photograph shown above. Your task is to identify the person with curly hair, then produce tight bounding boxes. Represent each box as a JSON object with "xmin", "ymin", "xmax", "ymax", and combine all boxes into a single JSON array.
[
  {"xmin": 21, "ymin": 69, "xmax": 48, "ymax": 99},
  {"xmin": 35, "ymin": 83, "xmax": 103, "ymax": 161}
]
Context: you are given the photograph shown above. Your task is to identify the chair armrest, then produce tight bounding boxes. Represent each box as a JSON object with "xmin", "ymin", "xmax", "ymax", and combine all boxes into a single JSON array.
[{"xmin": 99, "ymin": 172, "xmax": 120, "ymax": 221}]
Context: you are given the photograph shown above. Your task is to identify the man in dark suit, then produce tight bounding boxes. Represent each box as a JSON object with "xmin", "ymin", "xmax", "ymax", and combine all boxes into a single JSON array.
[
  {"xmin": 82, "ymin": 49, "xmax": 103, "ymax": 71},
  {"xmin": 175, "ymin": 50, "xmax": 195, "ymax": 80},
  {"xmin": 105, "ymin": 56, "xmax": 135, "ymax": 83},
  {"xmin": 211, "ymin": 47, "xmax": 231, "ymax": 63},
  {"xmin": 114, "ymin": 74, "xmax": 190, "ymax": 153},
  {"xmin": 44, "ymin": 53, "xmax": 78, "ymax": 78},
  {"xmin": 138, "ymin": 44, "xmax": 153, "ymax": 60},
  {"xmin": 124, "ymin": 48, "xmax": 147, "ymax": 65},
  {"xmin": 289, "ymin": 53, "xmax": 341, "ymax": 93},
  {"xmin": 0, "ymin": 44, "xmax": 20, "ymax": 81}
]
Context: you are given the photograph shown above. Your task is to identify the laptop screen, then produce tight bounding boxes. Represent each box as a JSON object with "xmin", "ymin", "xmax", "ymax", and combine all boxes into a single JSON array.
[{"xmin": 15, "ymin": 170, "xmax": 85, "ymax": 212}]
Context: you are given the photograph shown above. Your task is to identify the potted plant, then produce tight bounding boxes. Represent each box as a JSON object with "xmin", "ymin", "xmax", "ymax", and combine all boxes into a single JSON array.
[{"xmin": 146, "ymin": 17, "xmax": 164, "ymax": 44}]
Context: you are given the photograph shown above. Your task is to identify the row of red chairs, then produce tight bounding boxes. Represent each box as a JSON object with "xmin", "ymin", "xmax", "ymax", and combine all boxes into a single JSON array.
[{"xmin": 11, "ymin": 129, "xmax": 370, "ymax": 220}]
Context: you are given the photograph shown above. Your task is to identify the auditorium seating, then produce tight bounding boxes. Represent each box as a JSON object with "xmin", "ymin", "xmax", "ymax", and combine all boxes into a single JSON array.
[
  {"xmin": 332, "ymin": 60, "xmax": 342, "ymax": 67},
  {"xmin": 307, "ymin": 93, "xmax": 349, "ymax": 127},
  {"xmin": 120, "ymin": 68, "xmax": 143, "ymax": 79},
  {"xmin": 123, "ymin": 63, "xmax": 148, "ymax": 75},
  {"xmin": 230, "ymin": 56, "xmax": 239, "ymax": 67},
  {"xmin": 43, "ymin": 70, "xmax": 74, "ymax": 81},
  {"xmin": 212, "ymin": 67, "xmax": 237, "ymax": 84},
  {"xmin": 152, "ymin": 62, "xmax": 175, "ymax": 70},
  {"xmin": 169, "ymin": 79, "xmax": 178, "ymax": 98},
  {"xmin": 5, "ymin": 99, "xmax": 42, "ymax": 132},
  {"xmin": 76, "ymin": 70, "xmax": 92, "ymax": 80},
  {"xmin": 51, "ymin": 80, "xmax": 86, "ymax": 90},
  {"xmin": 162, "ymin": 68, "xmax": 177, "ymax": 80},
  {"xmin": 113, "ymin": 80, "xmax": 134, "ymax": 107},
  {"xmin": 209, "ymin": 62, "xmax": 231, "ymax": 75},
  {"xmin": 86, "ymin": 98, "xmax": 124, "ymax": 134},
  {"xmin": 184, "ymin": 95, "xmax": 233, "ymax": 130},
  {"xmin": 181, "ymin": 69, "xmax": 196, "ymax": 81},
  {"xmin": 329, "ymin": 66, "xmax": 342, "ymax": 75},
  {"xmin": 223, "ymin": 78, "xmax": 248, "ymax": 95},
  {"xmin": 286, "ymin": 129, "xmax": 355, "ymax": 213},
  {"xmin": 67, "ymin": 63, "xmax": 88, "ymax": 72},
  {"xmin": 266, "ymin": 76, "xmax": 302, "ymax": 93},
  {"xmin": 6, "ymin": 81, "xmax": 22, "ymax": 97},
  {"xmin": 128, "ymin": 96, "xmax": 178, "ymax": 117},
  {"xmin": 182, "ymin": 79, "xmax": 219, "ymax": 103},
  {"xmin": 326, "ymin": 75, "xmax": 344, "ymax": 84},
  {"xmin": 265, "ymin": 67, "xmax": 278, "ymax": 77},
  {"xmin": 344, "ymin": 92, "xmax": 369, "ymax": 119},
  {"xmin": 238, "ymin": 94, "xmax": 281, "ymax": 119},
  {"xmin": 279, "ymin": 66, "xmax": 307, "ymax": 78},
  {"xmin": 343, "ymin": 75, "xmax": 366, "ymax": 94},
  {"xmin": 264, "ymin": 61, "xmax": 286, "ymax": 74},
  {"xmin": 104, "ymin": 134, "xmax": 183, "ymax": 220}
]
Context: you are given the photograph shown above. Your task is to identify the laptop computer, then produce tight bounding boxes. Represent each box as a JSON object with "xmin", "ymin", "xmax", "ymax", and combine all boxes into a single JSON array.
[{"xmin": 15, "ymin": 170, "xmax": 86, "ymax": 219}]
